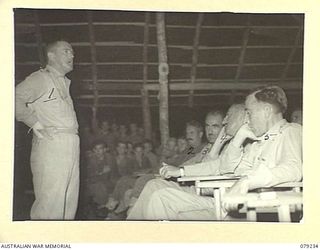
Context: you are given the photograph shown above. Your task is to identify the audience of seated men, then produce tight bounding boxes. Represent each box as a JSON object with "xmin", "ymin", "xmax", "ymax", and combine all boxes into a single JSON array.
[
  {"xmin": 143, "ymin": 140, "xmax": 160, "ymax": 173},
  {"xmin": 97, "ymin": 120, "xmax": 117, "ymax": 153},
  {"xmin": 127, "ymin": 122, "xmax": 144, "ymax": 145},
  {"xmin": 103, "ymin": 141, "xmax": 137, "ymax": 218},
  {"xmin": 118, "ymin": 124, "xmax": 129, "ymax": 143},
  {"xmin": 126, "ymin": 141, "xmax": 135, "ymax": 159},
  {"xmin": 103, "ymin": 141, "xmax": 154, "ymax": 219},
  {"xmin": 131, "ymin": 143, "xmax": 152, "ymax": 174},
  {"xmin": 121, "ymin": 140, "xmax": 160, "ymax": 210},
  {"xmin": 110, "ymin": 122, "xmax": 120, "ymax": 145},
  {"xmin": 83, "ymin": 140, "xmax": 117, "ymax": 218},
  {"xmin": 159, "ymin": 137, "xmax": 178, "ymax": 165},
  {"xmin": 176, "ymin": 136, "xmax": 188, "ymax": 155},
  {"xmin": 78, "ymin": 121, "xmax": 148, "ymax": 219}
]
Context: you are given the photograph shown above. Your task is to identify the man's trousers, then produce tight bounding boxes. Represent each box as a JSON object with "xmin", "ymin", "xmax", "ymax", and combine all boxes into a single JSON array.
[
  {"xmin": 30, "ymin": 133, "xmax": 80, "ymax": 220},
  {"xmin": 127, "ymin": 178, "xmax": 216, "ymax": 220}
]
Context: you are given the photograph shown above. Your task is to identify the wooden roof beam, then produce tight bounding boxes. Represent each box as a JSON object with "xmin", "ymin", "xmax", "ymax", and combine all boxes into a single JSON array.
[
  {"xmin": 76, "ymin": 102, "xmax": 238, "ymax": 108},
  {"xmin": 188, "ymin": 13, "xmax": 204, "ymax": 108},
  {"xmin": 145, "ymin": 81, "xmax": 302, "ymax": 91},
  {"xmin": 77, "ymin": 92, "xmax": 277, "ymax": 99},
  {"xmin": 17, "ymin": 61, "xmax": 302, "ymax": 67},
  {"xmin": 80, "ymin": 77, "xmax": 301, "ymax": 83},
  {"xmin": 280, "ymin": 26, "xmax": 303, "ymax": 82},
  {"xmin": 79, "ymin": 80, "xmax": 302, "ymax": 92},
  {"xmin": 16, "ymin": 22, "xmax": 301, "ymax": 30},
  {"xmin": 15, "ymin": 42, "xmax": 303, "ymax": 50},
  {"xmin": 80, "ymin": 81, "xmax": 301, "ymax": 92}
]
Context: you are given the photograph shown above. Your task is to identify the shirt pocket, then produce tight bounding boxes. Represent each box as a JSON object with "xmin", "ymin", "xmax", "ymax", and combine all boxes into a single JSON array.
[{"xmin": 41, "ymin": 96, "xmax": 61, "ymax": 111}]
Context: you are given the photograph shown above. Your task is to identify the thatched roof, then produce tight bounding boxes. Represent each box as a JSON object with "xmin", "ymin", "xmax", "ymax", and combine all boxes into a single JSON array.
[{"xmin": 15, "ymin": 9, "xmax": 303, "ymax": 110}]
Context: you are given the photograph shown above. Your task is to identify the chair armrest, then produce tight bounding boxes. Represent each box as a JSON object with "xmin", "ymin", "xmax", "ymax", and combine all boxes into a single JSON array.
[
  {"xmin": 197, "ymin": 179, "xmax": 237, "ymax": 189},
  {"xmin": 177, "ymin": 174, "xmax": 241, "ymax": 182},
  {"xmin": 274, "ymin": 182, "xmax": 303, "ymax": 188},
  {"xmin": 223, "ymin": 190, "xmax": 303, "ymax": 212},
  {"xmin": 252, "ymin": 182, "xmax": 303, "ymax": 193}
]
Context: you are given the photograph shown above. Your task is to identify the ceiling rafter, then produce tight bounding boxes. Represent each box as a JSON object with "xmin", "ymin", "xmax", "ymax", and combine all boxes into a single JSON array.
[{"xmin": 280, "ymin": 27, "xmax": 303, "ymax": 82}]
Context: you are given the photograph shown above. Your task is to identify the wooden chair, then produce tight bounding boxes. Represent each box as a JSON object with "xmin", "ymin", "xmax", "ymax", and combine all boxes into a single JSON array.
[
  {"xmin": 223, "ymin": 185, "xmax": 303, "ymax": 222},
  {"xmin": 178, "ymin": 174, "xmax": 240, "ymax": 220},
  {"xmin": 178, "ymin": 175, "xmax": 302, "ymax": 221}
]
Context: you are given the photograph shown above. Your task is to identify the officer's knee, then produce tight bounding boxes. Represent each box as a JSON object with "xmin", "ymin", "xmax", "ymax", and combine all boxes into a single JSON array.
[{"xmin": 142, "ymin": 178, "xmax": 169, "ymax": 195}]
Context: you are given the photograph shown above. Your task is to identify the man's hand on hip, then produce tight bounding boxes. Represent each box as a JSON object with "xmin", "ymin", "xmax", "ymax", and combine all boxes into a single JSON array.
[{"xmin": 32, "ymin": 121, "xmax": 54, "ymax": 140}]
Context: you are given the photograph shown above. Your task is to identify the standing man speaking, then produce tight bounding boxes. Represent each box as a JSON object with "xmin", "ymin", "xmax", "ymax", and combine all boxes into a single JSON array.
[{"xmin": 15, "ymin": 40, "xmax": 79, "ymax": 220}]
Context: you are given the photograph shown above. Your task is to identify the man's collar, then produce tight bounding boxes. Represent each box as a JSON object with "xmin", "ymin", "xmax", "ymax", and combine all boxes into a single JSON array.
[
  {"xmin": 262, "ymin": 119, "xmax": 287, "ymax": 141},
  {"xmin": 201, "ymin": 143, "xmax": 213, "ymax": 155},
  {"xmin": 189, "ymin": 142, "xmax": 206, "ymax": 153},
  {"xmin": 46, "ymin": 65, "xmax": 65, "ymax": 77}
]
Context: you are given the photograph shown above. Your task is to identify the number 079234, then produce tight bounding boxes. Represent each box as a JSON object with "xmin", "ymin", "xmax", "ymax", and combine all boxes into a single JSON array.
[{"xmin": 300, "ymin": 244, "xmax": 319, "ymax": 248}]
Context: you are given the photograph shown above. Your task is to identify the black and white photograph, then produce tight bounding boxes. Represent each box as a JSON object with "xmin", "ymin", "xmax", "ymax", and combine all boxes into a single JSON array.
[{"xmin": 13, "ymin": 8, "xmax": 304, "ymax": 223}]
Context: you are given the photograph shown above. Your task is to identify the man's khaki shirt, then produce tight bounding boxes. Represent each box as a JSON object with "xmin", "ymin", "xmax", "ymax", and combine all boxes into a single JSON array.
[{"xmin": 15, "ymin": 65, "xmax": 78, "ymax": 130}]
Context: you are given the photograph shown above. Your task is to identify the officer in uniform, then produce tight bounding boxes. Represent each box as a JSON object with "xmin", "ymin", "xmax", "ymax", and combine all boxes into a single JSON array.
[{"xmin": 16, "ymin": 40, "xmax": 79, "ymax": 220}]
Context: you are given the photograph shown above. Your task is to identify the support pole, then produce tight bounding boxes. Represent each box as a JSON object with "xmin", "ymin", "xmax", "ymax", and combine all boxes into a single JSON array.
[
  {"xmin": 188, "ymin": 13, "xmax": 204, "ymax": 108},
  {"xmin": 88, "ymin": 11, "xmax": 99, "ymax": 133},
  {"xmin": 231, "ymin": 15, "xmax": 251, "ymax": 104},
  {"xmin": 142, "ymin": 12, "xmax": 152, "ymax": 140},
  {"xmin": 156, "ymin": 12, "xmax": 169, "ymax": 146}
]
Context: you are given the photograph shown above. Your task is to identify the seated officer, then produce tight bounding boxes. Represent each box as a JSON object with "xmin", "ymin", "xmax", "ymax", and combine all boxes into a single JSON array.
[{"xmin": 223, "ymin": 86, "xmax": 302, "ymax": 212}]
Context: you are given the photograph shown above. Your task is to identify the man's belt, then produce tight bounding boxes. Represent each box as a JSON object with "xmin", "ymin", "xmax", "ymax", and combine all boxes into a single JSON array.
[{"xmin": 55, "ymin": 128, "xmax": 78, "ymax": 135}]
